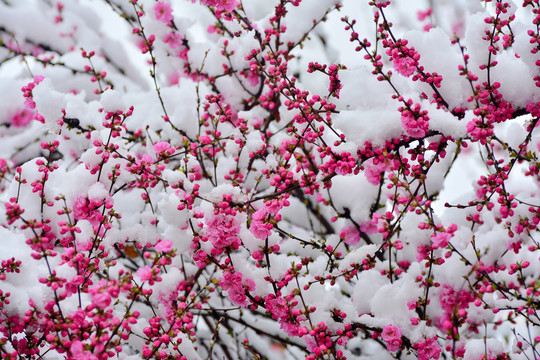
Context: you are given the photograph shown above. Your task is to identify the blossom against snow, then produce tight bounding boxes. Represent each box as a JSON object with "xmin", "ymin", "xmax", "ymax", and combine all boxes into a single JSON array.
[
  {"xmin": 10, "ymin": 108, "xmax": 33, "ymax": 127},
  {"xmin": 154, "ymin": 1, "xmax": 173, "ymax": 23},
  {"xmin": 249, "ymin": 208, "xmax": 273, "ymax": 240},
  {"xmin": 220, "ymin": 271, "xmax": 255, "ymax": 307},
  {"xmin": 381, "ymin": 324, "xmax": 403, "ymax": 352},
  {"xmin": 200, "ymin": 0, "xmax": 238, "ymax": 12},
  {"xmin": 205, "ymin": 213, "xmax": 241, "ymax": 250},
  {"xmin": 416, "ymin": 337, "xmax": 442, "ymax": 360}
]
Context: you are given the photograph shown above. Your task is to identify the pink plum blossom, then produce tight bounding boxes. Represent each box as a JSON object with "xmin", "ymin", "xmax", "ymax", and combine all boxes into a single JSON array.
[
  {"xmin": 381, "ymin": 324, "xmax": 402, "ymax": 352},
  {"xmin": 250, "ymin": 208, "xmax": 273, "ymax": 239},
  {"xmin": 401, "ymin": 108, "xmax": 429, "ymax": 138},
  {"xmin": 155, "ymin": 239, "xmax": 173, "ymax": 252},
  {"xmin": 162, "ymin": 32, "xmax": 183, "ymax": 49},
  {"xmin": 153, "ymin": 141, "xmax": 171, "ymax": 153},
  {"xmin": 73, "ymin": 196, "xmax": 105, "ymax": 230},
  {"xmin": 431, "ymin": 232, "xmax": 452, "ymax": 249},
  {"xmin": 364, "ymin": 158, "xmax": 388, "ymax": 185},
  {"xmin": 387, "ymin": 47, "xmax": 418, "ymax": 77},
  {"xmin": 71, "ymin": 341, "xmax": 98, "ymax": 360},
  {"xmin": 265, "ymin": 296, "xmax": 289, "ymax": 319},
  {"xmin": 200, "ymin": 0, "xmax": 237, "ymax": 12},
  {"xmin": 416, "ymin": 337, "xmax": 442, "ymax": 360},
  {"xmin": 206, "ymin": 213, "xmax": 241, "ymax": 249},
  {"xmin": 92, "ymin": 292, "xmax": 112, "ymax": 309},
  {"xmin": 1, "ymin": 2, "xmax": 540, "ymax": 360},
  {"xmin": 220, "ymin": 272, "xmax": 255, "ymax": 307},
  {"xmin": 393, "ymin": 56, "xmax": 417, "ymax": 77},
  {"xmin": 340, "ymin": 225, "xmax": 360, "ymax": 245},
  {"xmin": 137, "ymin": 265, "xmax": 154, "ymax": 281},
  {"xmin": 154, "ymin": 1, "xmax": 173, "ymax": 23},
  {"xmin": 10, "ymin": 108, "xmax": 33, "ymax": 127}
]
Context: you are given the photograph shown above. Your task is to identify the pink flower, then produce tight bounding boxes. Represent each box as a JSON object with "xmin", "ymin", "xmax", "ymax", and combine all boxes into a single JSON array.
[
  {"xmin": 507, "ymin": 239, "xmax": 521, "ymax": 254},
  {"xmin": 394, "ymin": 57, "xmax": 416, "ymax": 77},
  {"xmin": 155, "ymin": 239, "xmax": 173, "ymax": 252},
  {"xmin": 24, "ymin": 97, "xmax": 36, "ymax": 110},
  {"xmin": 252, "ymin": 250, "xmax": 264, "ymax": 260},
  {"xmin": 264, "ymin": 199, "xmax": 287, "ymax": 214},
  {"xmin": 220, "ymin": 271, "xmax": 243, "ymax": 291},
  {"xmin": 381, "ymin": 324, "xmax": 403, "ymax": 352},
  {"xmin": 416, "ymin": 337, "xmax": 441, "ymax": 360},
  {"xmin": 335, "ymin": 159, "xmax": 353, "ymax": 175},
  {"xmin": 387, "ymin": 47, "xmax": 418, "ymax": 77},
  {"xmin": 360, "ymin": 218, "xmax": 379, "ymax": 235},
  {"xmin": 467, "ymin": 118, "xmax": 493, "ymax": 145},
  {"xmin": 201, "ymin": 0, "xmax": 237, "ymax": 12},
  {"xmin": 245, "ymin": 68, "xmax": 260, "ymax": 87},
  {"xmin": 163, "ymin": 32, "xmax": 183, "ymax": 49},
  {"xmin": 279, "ymin": 319, "xmax": 301, "ymax": 337},
  {"xmin": 10, "ymin": 108, "xmax": 33, "ymax": 127},
  {"xmin": 154, "ymin": 1, "xmax": 173, "ymax": 23},
  {"xmin": 157, "ymin": 290, "xmax": 178, "ymax": 322},
  {"xmin": 168, "ymin": 69, "xmax": 181, "ymax": 86},
  {"xmin": 153, "ymin": 141, "xmax": 170, "ymax": 153},
  {"xmin": 199, "ymin": 135, "xmax": 212, "ymax": 144},
  {"xmin": 228, "ymin": 286, "xmax": 248, "ymax": 307},
  {"xmin": 64, "ymin": 275, "xmax": 84, "ymax": 297},
  {"xmin": 431, "ymin": 232, "xmax": 451, "ymax": 249},
  {"xmin": 73, "ymin": 196, "xmax": 104, "ymax": 230},
  {"xmin": 73, "ymin": 196, "xmax": 89, "ymax": 220},
  {"xmin": 205, "ymin": 213, "xmax": 241, "ymax": 249},
  {"xmin": 220, "ymin": 272, "xmax": 255, "ymax": 307},
  {"xmin": 137, "ymin": 265, "xmax": 154, "ymax": 281},
  {"xmin": 21, "ymin": 75, "xmax": 44, "ymax": 110},
  {"xmin": 193, "ymin": 249, "xmax": 208, "ymax": 268},
  {"xmin": 250, "ymin": 220, "xmax": 273, "ymax": 240},
  {"xmin": 92, "ymin": 292, "xmax": 112, "ymax": 309},
  {"xmin": 71, "ymin": 341, "xmax": 98, "ymax": 360},
  {"xmin": 416, "ymin": 244, "xmax": 430, "ymax": 262},
  {"xmin": 216, "ymin": 0, "xmax": 237, "ymax": 11},
  {"xmin": 401, "ymin": 109, "xmax": 428, "ymax": 138},
  {"xmin": 266, "ymin": 296, "xmax": 289, "ymax": 320},
  {"xmin": 252, "ymin": 208, "xmax": 266, "ymax": 221},
  {"xmin": 244, "ymin": 278, "xmax": 256, "ymax": 293},
  {"xmin": 250, "ymin": 209, "xmax": 273, "ymax": 239},
  {"xmin": 364, "ymin": 158, "xmax": 388, "ymax": 185},
  {"xmin": 438, "ymin": 284, "xmax": 473, "ymax": 330},
  {"xmin": 340, "ymin": 225, "xmax": 360, "ymax": 245},
  {"xmin": 88, "ymin": 280, "xmax": 119, "ymax": 310},
  {"xmin": 417, "ymin": 9, "xmax": 432, "ymax": 21}
]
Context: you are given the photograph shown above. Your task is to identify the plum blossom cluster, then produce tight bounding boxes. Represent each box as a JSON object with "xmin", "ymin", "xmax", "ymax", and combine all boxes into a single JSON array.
[
  {"xmin": 0, "ymin": 0, "xmax": 539, "ymax": 359},
  {"xmin": 220, "ymin": 271, "xmax": 255, "ymax": 307}
]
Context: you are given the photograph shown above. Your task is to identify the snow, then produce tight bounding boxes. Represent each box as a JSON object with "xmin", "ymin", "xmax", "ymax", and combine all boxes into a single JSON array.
[
  {"xmin": 100, "ymin": 89, "xmax": 127, "ymax": 112},
  {"xmin": 491, "ymin": 51, "xmax": 538, "ymax": 107},
  {"xmin": 405, "ymin": 28, "xmax": 472, "ymax": 108},
  {"xmin": 333, "ymin": 108, "xmax": 403, "ymax": 147},
  {"xmin": 464, "ymin": 338, "xmax": 505, "ymax": 360},
  {"xmin": 369, "ymin": 276, "xmax": 423, "ymax": 328},
  {"xmin": 33, "ymin": 79, "xmax": 67, "ymax": 133},
  {"xmin": 1, "ymin": 0, "xmax": 540, "ymax": 359}
]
